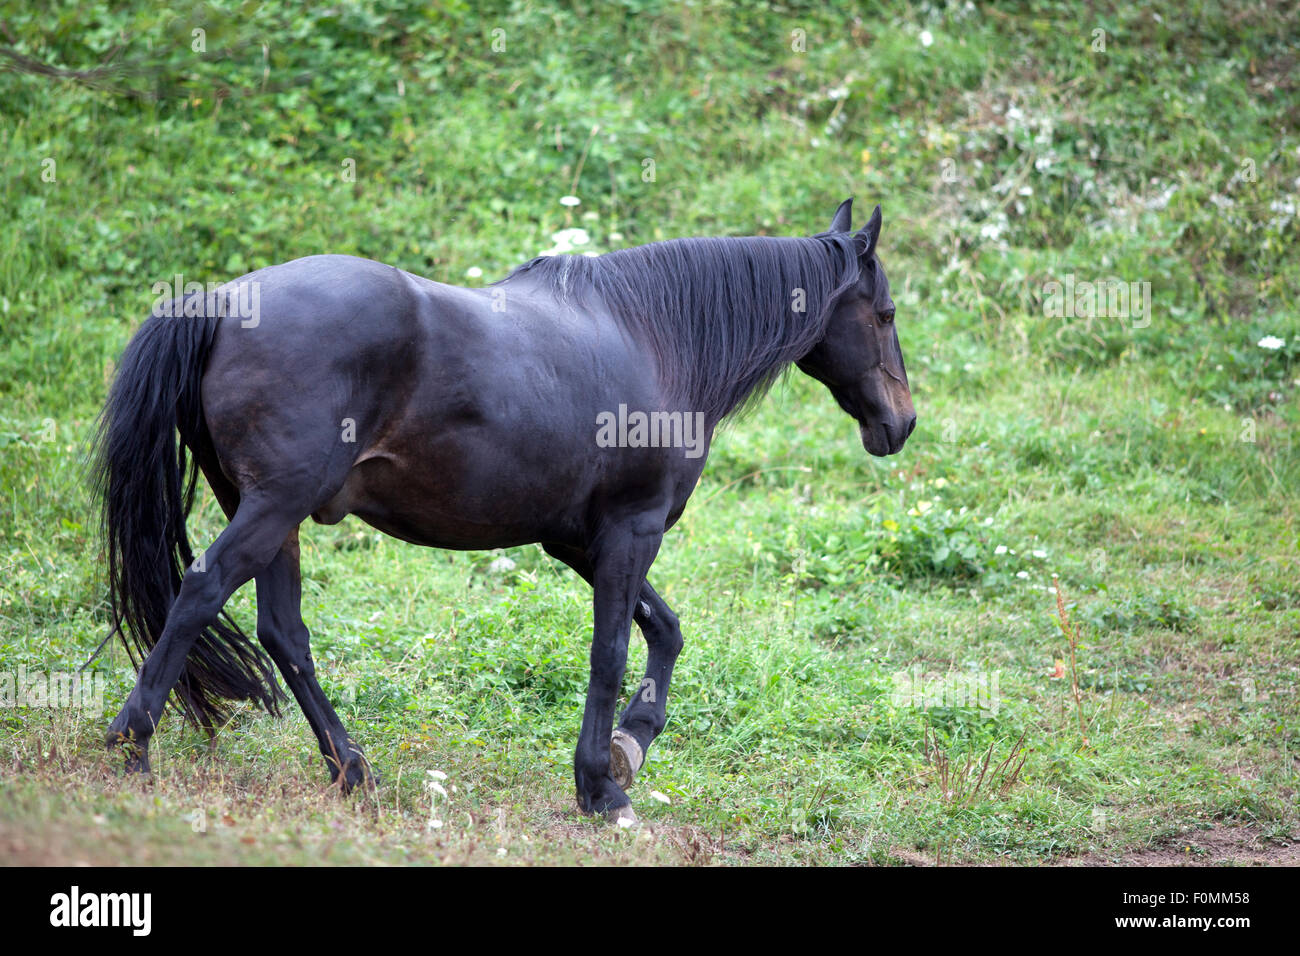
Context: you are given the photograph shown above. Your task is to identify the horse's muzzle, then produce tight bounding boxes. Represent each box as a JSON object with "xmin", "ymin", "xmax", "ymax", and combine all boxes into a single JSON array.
[{"xmin": 861, "ymin": 415, "xmax": 916, "ymax": 457}]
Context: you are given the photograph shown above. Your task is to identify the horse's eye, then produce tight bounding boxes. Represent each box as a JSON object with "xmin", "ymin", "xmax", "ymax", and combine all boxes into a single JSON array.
[{"xmin": 879, "ymin": 309, "xmax": 895, "ymax": 324}]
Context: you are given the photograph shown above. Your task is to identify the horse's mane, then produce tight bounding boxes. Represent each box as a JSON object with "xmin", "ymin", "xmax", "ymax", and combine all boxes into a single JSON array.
[{"xmin": 502, "ymin": 234, "xmax": 865, "ymax": 421}]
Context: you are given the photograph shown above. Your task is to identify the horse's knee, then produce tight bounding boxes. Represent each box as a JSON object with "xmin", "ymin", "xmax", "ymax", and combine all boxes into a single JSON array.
[
  {"xmin": 257, "ymin": 617, "xmax": 316, "ymax": 677},
  {"xmin": 170, "ymin": 563, "xmax": 226, "ymax": 627},
  {"xmin": 644, "ymin": 604, "xmax": 683, "ymax": 659},
  {"xmin": 282, "ymin": 626, "xmax": 317, "ymax": 676}
]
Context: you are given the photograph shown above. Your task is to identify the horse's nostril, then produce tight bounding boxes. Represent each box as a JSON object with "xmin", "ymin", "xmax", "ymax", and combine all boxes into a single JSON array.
[{"xmin": 905, "ymin": 416, "xmax": 916, "ymax": 437}]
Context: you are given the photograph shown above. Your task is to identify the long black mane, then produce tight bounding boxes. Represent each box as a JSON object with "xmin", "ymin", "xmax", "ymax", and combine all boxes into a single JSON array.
[{"xmin": 505, "ymin": 234, "xmax": 864, "ymax": 421}]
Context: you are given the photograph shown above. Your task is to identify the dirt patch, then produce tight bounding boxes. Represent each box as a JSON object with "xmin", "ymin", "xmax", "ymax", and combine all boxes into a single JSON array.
[
  {"xmin": 884, "ymin": 846, "xmax": 944, "ymax": 866},
  {"xmin": 1067, "ymin": 826, "xmax": 1300, "ymax": 867},
  {"xmin": 877, "ymin": 827, "xmax": 1300, "ymax": 867}
]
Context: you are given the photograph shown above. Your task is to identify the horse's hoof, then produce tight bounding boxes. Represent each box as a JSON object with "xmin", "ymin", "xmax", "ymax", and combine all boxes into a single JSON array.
[
  {"xmin": 604, "ymin": 804, "xmax": 638, "ymax": 827},
  {"xmin": 331, "ymin": 759, "xmax": 378, "ymax": 796},
  {"xmin": 609, "ymin": 729, "xmax": 644, "ymax": 791},
  {"xmin": 106, "ymin": 730, "xmax": 150, "ymax": 774}
]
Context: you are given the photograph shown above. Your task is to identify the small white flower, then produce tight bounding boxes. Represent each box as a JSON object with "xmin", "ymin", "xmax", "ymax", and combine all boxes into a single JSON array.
[
  {"xmin": 650, "ymin": 790, "xmax": 671, "ymax": 805},
  {"xmin": 994, "ymin": 545, "xmax": 1008, "ymax": 555},
  {"xmin": 1016, "ymin": 571, "xmax": 1030, "ymax": 579},
  {"xmin": 497, "ymin": 847, "xmax": 507, "ymax": 857},
  {"xmin": 559, "ymin": 195, "xmax": 581, "ymax": 207},
  {"xmin": 1143, "ymin": 184, "xmax": 1177, "ymax": 210},
  {"xmin": 1258, "ymin": 335, "xmax": 1285, "ymax": 350},
  {"xmin": 550, "ymin": 227, "xmax": 589, "ymax": 248},
  {"xmin": 920, "ymin": 30, "xmax": 934, "ymax": 47},
  {"xmin": 608, "ymin": 231, "xmax": 624, "ymax": 242},
  {"xmin": 427, "ymin": 770, "xmax": 448, "ymax": 781},
  {"xmin": 1032, "ymin": 549, "xmax": 1047, "ymax": 558},
  {"xmin": 428, "ymin": 782, "xmax": 448, "ymax": 798},
  {"xmin": 465, "ymin": 266, "xmax": 483, "ymax": 278},
  {"xmin": 488, "ymin": 556, "xmax": 516, "ymax": 574}
]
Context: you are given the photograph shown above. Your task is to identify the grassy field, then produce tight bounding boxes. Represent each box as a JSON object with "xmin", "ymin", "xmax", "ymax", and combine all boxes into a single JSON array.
[{"xmin": 1, "ymin": 1, "xmax": 1297, "ymax": 865}]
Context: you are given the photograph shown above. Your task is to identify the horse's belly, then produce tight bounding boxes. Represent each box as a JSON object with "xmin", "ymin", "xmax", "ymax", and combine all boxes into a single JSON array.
[{"xmin": 310, "ymin": 446, "xmax": 588, "ymax": 549}]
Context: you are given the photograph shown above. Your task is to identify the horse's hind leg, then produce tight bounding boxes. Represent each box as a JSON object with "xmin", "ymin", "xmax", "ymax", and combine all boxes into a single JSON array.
[
  {"xmin": 106, "ymin": 496, "xmax": 302, "ymax": 769},
  {"xmin": 254, "ymin": 528, "xmax": 373, "ymax": 793}
]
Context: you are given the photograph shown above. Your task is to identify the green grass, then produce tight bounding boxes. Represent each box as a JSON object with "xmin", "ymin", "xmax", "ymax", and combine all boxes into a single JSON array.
[{"xmin": 1, "ymin": 0, "xmax": 1297, "ymax": 865}]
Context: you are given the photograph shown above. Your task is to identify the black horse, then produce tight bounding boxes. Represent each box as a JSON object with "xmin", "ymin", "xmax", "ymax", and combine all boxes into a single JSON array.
[{"xmin": 94, "ymin": 198, "xmax": 915, "ymax": 822}]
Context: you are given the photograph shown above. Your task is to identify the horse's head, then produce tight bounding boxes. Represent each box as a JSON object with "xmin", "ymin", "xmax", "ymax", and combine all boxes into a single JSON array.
[{"xmin": 797, "ymin": 199, "xmax": 916, "ymax": 457}]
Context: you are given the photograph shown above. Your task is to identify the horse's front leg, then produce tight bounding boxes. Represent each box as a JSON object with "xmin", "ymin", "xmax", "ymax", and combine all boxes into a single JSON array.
[
  {"xmin": 575, "ymin": 515, "xmax": 664, "ymax": 823},
  {"xmin": 610, "ymin": 581, "xmax": 682, "ymax": 790}
]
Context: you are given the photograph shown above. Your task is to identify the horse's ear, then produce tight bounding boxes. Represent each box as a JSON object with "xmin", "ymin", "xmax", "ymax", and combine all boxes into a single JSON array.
[
  {"xmin": 855, "ymin": 204, "xmax": 883, "ymax": 259},
  {"xmin": 828, "ymin": 198, "xmax": 854, "ymax": 234}
]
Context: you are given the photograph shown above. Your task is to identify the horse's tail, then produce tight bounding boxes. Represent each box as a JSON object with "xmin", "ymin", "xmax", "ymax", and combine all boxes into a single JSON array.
[{"xmin": 92, "ymin": 295, "xmax": 283, "ymax": 733}]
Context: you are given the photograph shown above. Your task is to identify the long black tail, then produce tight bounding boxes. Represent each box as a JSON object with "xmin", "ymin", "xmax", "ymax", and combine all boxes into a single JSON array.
[{"xmin": 93, "ymin": 297, "xmax": 283, "ymax": 733}]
